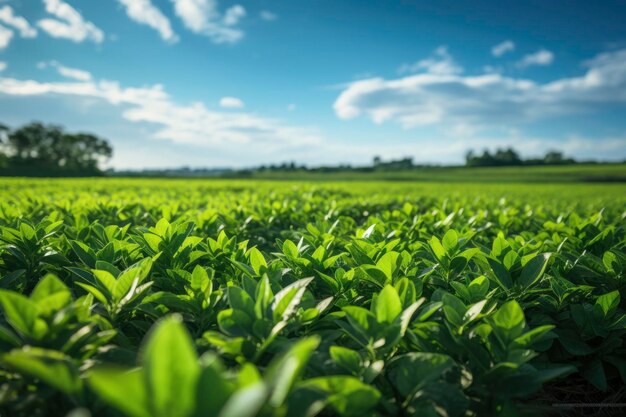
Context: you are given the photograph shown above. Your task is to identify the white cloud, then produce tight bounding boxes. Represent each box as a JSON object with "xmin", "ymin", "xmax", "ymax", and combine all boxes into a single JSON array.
[
  {"xmin": 287, "ymin": 103, "xmax": 296, "ymax": 111},
  {"xmin": 491, "ymin": 40, "xmax": 515, "ymax": 57},
  {"xmin": 517, "ymin": 49, "xmax": 554, "ymax": 68},
  {"xmin": 38, "ymin": 0, "xmax": 104, "ymax": 43},
  {"xmin": 334, "ymin": 48, "xmax": 626, "ymax": 130},
  {"xmin": 0, "ymin": 71, "xmax": 322, "ymax": 153},
  {"xmin": 39, "ymin": 60, "xmax": 92, "ymax": 81},
  {"xmin": 172, "ymin": 0, "xmax": 246, "ymax": 44},
  {"xmin": 260, "ymin": 10, "xmax": 277, "ymax": 21},
  {"xmin": 0, "ymin": 6, "xmax": 37, "ymax": 38},
  {"xmin": 398, "ymin": 46, "xmax": 463, "ymax": 75},
  {"xmin": 1, "ymin": 68, "xmax": 623, "ymax": 166},
  {"xmin": 117, "ymin": 0, "xmax": 178, "ymax": 43},
  {"xmin": 219, "ymin": 96, "xmax": 244, "ymax": 108},
  {"xmin": 0, "ymin": 61, "xmax": 6, "ymax": 72},
  {"xmin": 0, "ymin": 24, "xmax": 12, "ymax": 49}
]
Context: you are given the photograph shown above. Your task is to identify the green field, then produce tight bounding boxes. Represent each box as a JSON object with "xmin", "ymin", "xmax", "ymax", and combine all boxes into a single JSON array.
[
  {"xmin": 0, "ymin": 178, "xmax": 625, "ymax": 416},
  {"xmin": 247, "ymin": 164, "xmax": 626, "ymax": 182}
]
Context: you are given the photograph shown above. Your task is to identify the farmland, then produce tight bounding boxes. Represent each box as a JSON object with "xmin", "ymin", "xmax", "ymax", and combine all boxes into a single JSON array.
[
  {"xmin": 0, "ymin": 178, "xmax": 625, "ymax": 416},
  {"xmin": 247, "ymin": 164, "xmax": 626, "ymax": 183}
]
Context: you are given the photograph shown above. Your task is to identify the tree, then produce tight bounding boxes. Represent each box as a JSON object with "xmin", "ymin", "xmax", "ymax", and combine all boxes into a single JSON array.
[
  {"xmin": 465, "ymin": 146, "xmax": 577, "ymax": 167},
  {"xmin": 544, "ymin": 150, "xmax": 564, "ymax": 164},
  {"xmin": 494, "ymin": 148, "xmax": 522, "ymax": 166},
  {"xmin": 0, "ymin": 124, "xmax": 8, "ymax": 169},
  {"xmin": 0, "ymin": 122, "xmax": 113, "ymax": 176}
]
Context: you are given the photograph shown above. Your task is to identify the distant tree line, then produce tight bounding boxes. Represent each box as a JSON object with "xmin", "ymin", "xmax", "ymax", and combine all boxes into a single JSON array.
[
  {"xmin": 465, "ymin": 148, "xmax": 576, "ymax": 167},
  {"xmin": 255, "ymin": 156, "xmax": 420, "ymax": 174},
  {"xmin": 246, "ymin": 149, "xmax": 593, "ymax": 176},
  {"xmin": 251, "ymin": 149, "xmax": 585, "ymax": 174},
  {"xmin": 0, "ymin": 122, "xmax": 112, "ymax": 176}
]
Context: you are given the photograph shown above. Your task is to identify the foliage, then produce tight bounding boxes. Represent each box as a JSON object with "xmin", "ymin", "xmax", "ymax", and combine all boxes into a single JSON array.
[
  {"xmin": 465, "ymin": 147, "xmax": 577, "ymax": 167},
  {"xmin": 0, "ymin": 178, "xmax": 625, "ymax": 416},
  {"xmin": 0, "ymin": 122, "xmax": 112, "ymax": 176}
]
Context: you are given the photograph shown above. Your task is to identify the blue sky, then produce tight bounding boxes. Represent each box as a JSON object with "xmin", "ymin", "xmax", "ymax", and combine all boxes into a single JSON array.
[{"xmin": 1, "ymin": 0, "xmax": 625, "ymax": 169}]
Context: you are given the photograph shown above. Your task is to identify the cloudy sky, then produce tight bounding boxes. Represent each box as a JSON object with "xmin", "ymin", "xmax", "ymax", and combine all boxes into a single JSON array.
[{"xmin": 1, "ymin": 0, "xmax": 625, "ymax": 169}]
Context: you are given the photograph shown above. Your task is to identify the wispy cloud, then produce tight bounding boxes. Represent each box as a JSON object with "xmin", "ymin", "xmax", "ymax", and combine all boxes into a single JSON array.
[
  {"xmin": 260, "ymin": 11, "xmax": 277, "ymax": 21},
  {"xmin": 219, "ymin": 96, "xmax": 244, "ymax": 108},
  {"xmin": 38, "ymin": 60, "xmax": 92, "ymax": 81},
  {"xmin": 491, "ymin": 40, "xmax": 515, "ymax": 57},
  {"xmin": 117, "ymin": 0, "xmax": 178, "ymax": 43},
  {"xmin": 0, "ymin": 5, "xmax": 37, "ymax": 38},
  {"xmin": 0, "ymin": 61, "xmax": 6, "ymax": 72},
  {"xmin": 334, "ymin": 48, "xmax": 626, "ymax": 131},
  {"xmin": 38, "ymin": 0, "xmax": 104, "ymax": 43},
  {"xmin": 1, "ymin": 66, "xmax": 623, "ymax": 166},
  {"xmin": 172, "ymin": 0, "xmax": 246, "ymax": 44},
  {"xmin": 517, "ymin": 49, "xmax": 554, "ymax": 68},
  {"xmin": 0, "ymin": 24, "xmax": 12, "ymax": 49},
  {"xmin": 0, "ymin": 70, "xmax": 322, "ymax": 155},
  {"xmin": 398, "ymin": 46, "xmax": 463, "ymax": 75}
]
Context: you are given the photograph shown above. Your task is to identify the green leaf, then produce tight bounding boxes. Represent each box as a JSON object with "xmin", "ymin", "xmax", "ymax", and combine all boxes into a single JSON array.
[
  {"xmin": 463, "ymin": 299, "xmax": 487, "ymax": 324},
  {"xmin": 19, "ymin": 222, "xmax": 36, "ymax": 240},
  {"xmin": 429, "ymin": 237, "xmax": 446, "ymax": 261},
  {"xmin": 330, "ymin": 346, "xmax": 362, "ymax": 374},
  {"xmin": 265, "ymin": 336, "xmax": 320, "ymax": 406},
  {"xmin": 468, "ymin": 276, "xmax": 489, "ymax": 299},
  {"xmin": 218, "ymin": 382, "xmax": 268, "ymax": 417},
  {"xmin": 513, "ymin": 325, "xmax": 556, "ymax": 347},
  {"xmin": 218, "ymin": 309, "xmax": 253, "ymax": 337},
  {"xmin": 2, "ymin": 348, "xmax": 82, "ymax": 394},
  {"xmin": 228, "ymin": 286, "xmax": 256, "ymax": 318},
  {"xmin": 89, "ymin": 368, "xmax": 151, "ymax": 417},
  {"xmin": 195, "ymin": 354, "xmax": 235, "ymax": 417},
  {"xmin": 375, "ymin": 251, "xmax": 400, "ymax": 281},
  {"xmin": 394, "ymin": 277, "xmax": 416, "ymax": 307},
  {"xmin": 595, "ymin": 290, "xmax": 620, "ymax": 318},
  {"xmin": 0, "ymin": 290, "xmax": 42, "ymax": 339},
  {"xmin": 491, "ymin": 300, "xmax": 526, "ymax": 340},
  {"xmin": 442, "ymin": 293, "xmax": 466, "ymax": 328},
  {"xmin": 31, "ymin": 274, "xmax": 69, "ymax": 302},
  {"xmin": 343, "ymin": 306, "xmax": 377, "ymax": 333},
  {"xmin": 373, "ymin": 285, "xmax": 402, "ymax": 323},
  {"xmin": 442, "ymin": 229, "xmax": 458, "ymax": 252},
  {"xmin": 298, "ymin": 376, "xmax": 381, "ymax": 417},
  {"xmin": 30, "ymin": 274, "xmax": 71, "ymax": 316},
  {"xmin": 359, "ymin": 265, "xmax": 389, "ymax": 287},
  {"xmin": 602, "ymin": 251, "xmax": 618, "ymax": 273},
  {"xmin": 249, "ymin": 247, "xmax": 267, "ymax": 275},
  {"xmin": 387, "ymin": 352, "xmax": 456, "ymax": 397},
  {"xmin": 283, "ymin": 240, "xmax": 299, "ymax": 258},
  {"xmin": 92, "ymin": 270, "xmax": 117, "ymax": 296},
  {"xmin": 114, "ymin": 258, "xmax": 153, "ymax": 301},
  {"xmin": 360, "ymin": 224, "xmax": 377, "ymax": 239},
  {"xmin": 142, "ymin": 315, "xmax": 199, "ymax": 417},
  {"xmin": 399, "ymin": 298, "xmax": 425, "ymax": 335},
  {"xmin": 76, "ymin": 282, "xmax": 108, "ymax": 305},
  {"xmin": 191, "ymin": 265, "xmax": 211, "ymax": 293},
  {"xmin": 486, "ymin": 257, "xmax": 513, "ymax": 290},
  {"xmin": 271, "ymin": 277, "xmax": 313, "ymax": 323},
  {"xmin": 70, "ymin": 240, "xmax": 96, "ymax": 268},
  {"xmin": 518, "ymin": 253, "xmax": 550, "ymax": 289}
]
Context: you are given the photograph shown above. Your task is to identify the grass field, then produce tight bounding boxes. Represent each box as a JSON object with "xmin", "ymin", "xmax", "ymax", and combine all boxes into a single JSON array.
[
  {"xmin": 0, "ymin": 177, "xmax": 625, "ymax": 417},
  {"xmin": 247, "ymin": 164, "xmax": 626, "ymax": 182}
]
